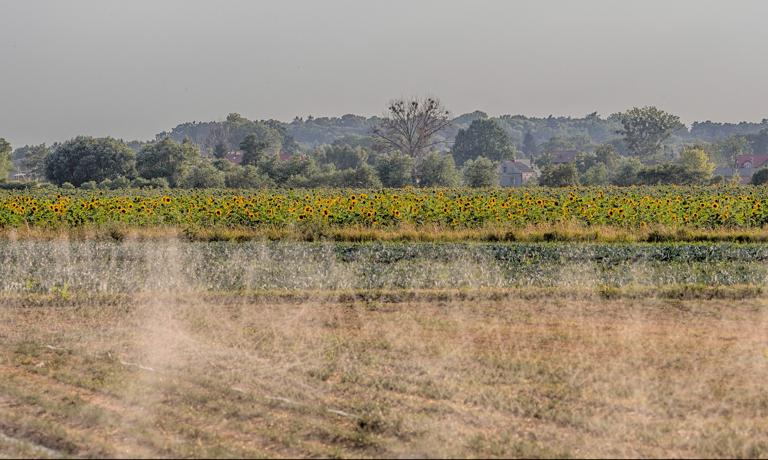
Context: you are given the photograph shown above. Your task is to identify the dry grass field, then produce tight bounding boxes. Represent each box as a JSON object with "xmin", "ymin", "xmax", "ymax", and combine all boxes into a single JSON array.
[{"xmin": 1, "ymin": 291, "xmax": 767, "ymax": 458}]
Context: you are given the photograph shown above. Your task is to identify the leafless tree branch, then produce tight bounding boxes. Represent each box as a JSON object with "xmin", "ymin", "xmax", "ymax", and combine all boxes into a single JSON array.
[{"xmin": 372, "ymin": 97, "xmax": 451, "ymax": 159}]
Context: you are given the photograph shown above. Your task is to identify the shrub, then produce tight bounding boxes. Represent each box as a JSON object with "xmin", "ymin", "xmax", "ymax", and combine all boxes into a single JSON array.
[
  {"xmin": 462, "ymin": 156, "xmax": 498, "ymax": 187},
  {"xmin": 751, "ymin": 168, "xmax": 768, "ymax": 185},
  {"xmin": 131, "ymin": 177, "xmax": 151, "ymax": 188},
  {"xmin": 181, "ymin": 162, "xmax": 225, "ymax": 189},
  {"xmin": 539, "ymin": 164, "xmax": 579, "ymax": 187},
  {"xmin": 44, "ymin": 136, "xmax": 136, "ymax": 186},
  {"xmin": 148, "ymin": 177, "xmax": 170, "ymax": 189},
  {"xmin": 111, "ymin": 176, "xmax": 131, "ymax": 189}
]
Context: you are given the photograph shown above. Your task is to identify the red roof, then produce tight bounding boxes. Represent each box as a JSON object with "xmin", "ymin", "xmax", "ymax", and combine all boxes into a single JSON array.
[{"xmin": 736, "ymin": 154, "xmax": 768, "ymax": 169}]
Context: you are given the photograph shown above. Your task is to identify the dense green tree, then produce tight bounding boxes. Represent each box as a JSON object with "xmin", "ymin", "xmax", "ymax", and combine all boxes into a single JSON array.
[
  {"xmin": 611, "ymin": 157, "xmax": 643, "ymax": 186},
  {"xmin": 137, "ymin": 137, "xmax": 199, "ymax": 187},
  {"xmin": 594, "ymin": 144, "xmax": 619, "ymax": 170},
  {"xmin": 0, "ymin": 138, "xmax": 12, "ymax": 181},
  {"xmin": 161, "ymin": 113, "xmax": 290, "ymax": 155},
  {"xmin": 213, "ymin": 142, "xmax": 228, "ymax": 159},
  {"xmin": 44, "ymin": 136, "xmax": 136, "ymax": 186},
  {"xmin": 581, "ymin": 164, "xmax": 609, "ymax": 185},
  {"xmin": 452, "ymin": 119, "xmax": 515, "ymax": 165},
  {"xmin": 239, "ymin": 134, "xmax": 270, "ymax": 166},
  {"xmin": 539, "ymin": 163, "xmax": 579, "ymax": 187},
  {"xmin": 222, "ymin": 113, "xmax": 284, "ymax": 157},
  {"xmin": 418, "ymin": 152, "xmax": 460, "ymax": 187},
  {"xmin": 462, "ymin": 156, "xmax": 498, "ymax": 187},
  {"xmin": 258, "ymin": 155, "xmax": 320, "ymax": 186},
  {"xmin": 679, "ymin": 146, "xmax": 716, "ymax": 184},
  {"xmin": 266, "ymin": 120, "xmax": 300, "ymax": 155},
  {"xmin": 574, "ymin": 152, "xmax": 595, "ymax": 174},
  {"xmin": 333, "ymin": 164, "xmax": 382, "ymax": 188},
  {"xmin": 617, "ymin": 107, "xmax": 684, "ymax": 157},
  {"xmin": 212, "ymin": 157, "xmax": 238, "ymax": 173},
  {"xmin": 376, "ymin": 152, "xmax": 414, "ymax": 187},
  {"xmin": 318, "ymin": 144, "xmax": 368, "ymax": 170},
  {"xmin": 534, "ymin": 153, "xmax": 553, "ymax": 169},
  {"xmin": 181, "ymin": 161, "xmax": 225, "ymax": 188},
  {"xmin": 574, "ymin": 144, "xmax": 619, "ymax": 176},
  {"xmin": 226, "ymin": 112, "xmax": 246, "ymax": 125}
]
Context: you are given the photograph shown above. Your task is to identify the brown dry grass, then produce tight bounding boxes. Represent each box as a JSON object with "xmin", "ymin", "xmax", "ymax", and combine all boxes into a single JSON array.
[
  {"xmin": 1, "ymin": 293, "xmax": 767, "ymax": 458},
  {"xmin": 4, "ymin": 221, "xmax": 768, "ymax": 243}
]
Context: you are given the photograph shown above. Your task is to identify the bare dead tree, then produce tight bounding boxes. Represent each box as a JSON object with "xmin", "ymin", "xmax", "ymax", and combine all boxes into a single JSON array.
[{"xmin": 372, "ymin": 97, "xmax": 452, "ymax": 159}]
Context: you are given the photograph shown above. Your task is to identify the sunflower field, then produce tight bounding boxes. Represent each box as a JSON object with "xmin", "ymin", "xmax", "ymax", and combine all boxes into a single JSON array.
[{"xmin": 1, "ymin": 186, "xmax": 767, "ymax": 230}]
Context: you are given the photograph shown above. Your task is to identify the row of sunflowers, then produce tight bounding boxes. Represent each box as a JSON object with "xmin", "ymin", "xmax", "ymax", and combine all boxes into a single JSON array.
[{"xmin": 1, "ymin": 186, "xmax": 767, "ymax": 229}]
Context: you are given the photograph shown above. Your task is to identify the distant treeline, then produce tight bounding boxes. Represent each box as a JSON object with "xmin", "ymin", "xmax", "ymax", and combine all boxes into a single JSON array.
[
  {"xmin": 158, "ymin": 111, "xmax": 768, "ymax": 156},
  {"xmin": 4, "ymin": 102, "xmax": 768, "ymax": 189}
]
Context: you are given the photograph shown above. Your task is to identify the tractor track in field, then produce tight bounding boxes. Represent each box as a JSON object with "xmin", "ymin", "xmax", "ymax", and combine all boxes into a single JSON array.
[
  {"xmin": 0, "ymin": 363, "xmax": 156, "ymax": 458},
  {"xmin": 0, "ymin": 360, "xmax": 314, "ymax": 458}
]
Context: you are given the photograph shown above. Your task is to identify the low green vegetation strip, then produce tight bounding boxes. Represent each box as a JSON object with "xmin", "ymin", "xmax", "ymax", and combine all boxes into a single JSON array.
[
  {"xmin": 2, "ymin": 284, "xmax": 764, "ymax": 309},
  {"xmin": 2, "ymin": 241, "xmax": 768, "ymax": 296}
]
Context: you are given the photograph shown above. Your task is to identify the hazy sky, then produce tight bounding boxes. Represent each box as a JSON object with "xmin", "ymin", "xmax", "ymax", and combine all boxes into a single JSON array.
[{"xmin": 1, "ymin": 0, "xmax": 767, "ymax": 147}]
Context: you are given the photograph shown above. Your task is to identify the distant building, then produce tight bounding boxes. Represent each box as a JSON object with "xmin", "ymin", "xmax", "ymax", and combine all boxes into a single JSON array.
[
  {"xmin": 713, "ymin": 154, "xmax": 768, "ymax": 184},
  {"xmin": 736, "ymin": 154, "xmax": 768, "ymax": 169},
  {"xmin": 500, "ymin": 160, "xmax": 538, "ymax": 187},
  {"xmin": 224, "ymin": 151, "xmax": 243, "ymax": 165}
]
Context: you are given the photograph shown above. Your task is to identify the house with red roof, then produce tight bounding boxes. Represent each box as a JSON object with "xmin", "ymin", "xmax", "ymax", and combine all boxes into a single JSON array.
[{"xmin": 736, "ymin": 154, "xmax": 768, "ymax": 169}]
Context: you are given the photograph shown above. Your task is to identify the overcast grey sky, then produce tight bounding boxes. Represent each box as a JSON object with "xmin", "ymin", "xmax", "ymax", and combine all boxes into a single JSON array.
[{"xmin": 1, "ymin": 0, "xmax": 767, "ymax": 146}]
